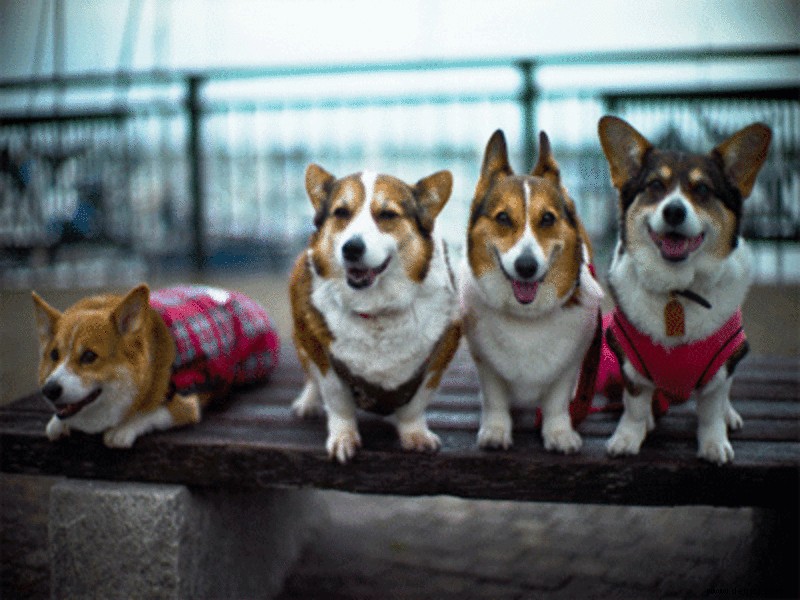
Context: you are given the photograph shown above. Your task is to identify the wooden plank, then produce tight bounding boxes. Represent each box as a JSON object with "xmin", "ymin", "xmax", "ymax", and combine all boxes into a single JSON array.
[
  {"xmin": 2, "ymin": 345, "xmax": 797, "ymax": 508},
  {"xmin": 2, "ymin": 418, "xmax": 797, "ymax": 509}
]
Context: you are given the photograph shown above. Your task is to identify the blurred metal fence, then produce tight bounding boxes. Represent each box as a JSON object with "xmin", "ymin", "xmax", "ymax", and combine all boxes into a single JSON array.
[{"xmin": 1, "ymin": 47, "xmax": 798, "ymax": 284}]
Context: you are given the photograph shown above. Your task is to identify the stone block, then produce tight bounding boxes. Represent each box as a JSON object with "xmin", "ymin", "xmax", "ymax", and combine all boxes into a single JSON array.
[{"xmin": 49, "ymin": 479, "xmax": 324, "ymax": 599}]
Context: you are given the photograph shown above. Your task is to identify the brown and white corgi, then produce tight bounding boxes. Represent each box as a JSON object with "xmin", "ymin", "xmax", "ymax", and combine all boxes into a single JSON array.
[
  {"xmin": 32, "ymin": 285, "xmax": 279, "ymax": 447},
  {"xmin": 597, "ymin": 115, "xmax": 771, "ymax": 464},
  {"xmin": 289, "ymin": 165, "xmax": 461, "ymax": 463},
  {"xmin": 460, "ymin": 130, "xmax": 604, "ymax": 453}
]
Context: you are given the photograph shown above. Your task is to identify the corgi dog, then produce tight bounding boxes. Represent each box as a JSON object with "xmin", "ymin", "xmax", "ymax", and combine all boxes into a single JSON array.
[
  {"xmin": 460, "ymin": 130, "xmax": 604, "ymax": 453},
  {"xmin": 289, "ymin": 165, "xmax": 461, "ymax": 463},
  {"xmin": 32, "ymin": 285, "xmax": 279, "ymax": 447},
  {"xmin": 597, "ymin": 115, "xmax": 771, "ymax": 464}
]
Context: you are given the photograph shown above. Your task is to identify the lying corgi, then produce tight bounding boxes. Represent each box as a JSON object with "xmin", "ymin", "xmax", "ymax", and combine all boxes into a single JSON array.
[
  {"xmin": 596, "ymin": 115, "xmax": 771, "ymax": 464},
  {"xmin": 460, "ymin": 130, "xmax": 604, "ymax": 453},
  {"xmin": 33, "ymin": 285, "xmax": 279, "ymax": 447},
  {"xmin": 290, "ymin": 165, "xmax": 461, "ymax": 463}
]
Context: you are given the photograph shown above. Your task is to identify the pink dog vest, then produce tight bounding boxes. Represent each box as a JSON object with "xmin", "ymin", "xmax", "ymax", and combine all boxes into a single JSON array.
[
  {"xmin": 150, "ymin": 286, "xmax": 280, "ymax": 395},
  {"xmin": 597, "ymin": 308, "xmax": 746, "ymax": 416}
]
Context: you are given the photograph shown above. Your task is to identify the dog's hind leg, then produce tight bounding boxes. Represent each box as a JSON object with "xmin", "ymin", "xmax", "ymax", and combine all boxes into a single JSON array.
[
  {"xmin": 393, "ymin": 383, "xmax": 441, "ymax": 454},
  {"xmin": 724, "ymin": 397, "xmax": 744, "ymax": 431},
  {"xmin": 697, "ymin": 375, "xmax": 736, "ymax": 464},
  {"xmin": 292, "ymin": 380, "xmax": 324, "ymax": 418}
]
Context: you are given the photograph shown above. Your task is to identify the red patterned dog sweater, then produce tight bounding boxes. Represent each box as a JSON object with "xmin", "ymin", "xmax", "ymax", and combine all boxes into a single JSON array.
[{"xmin": 150, "ymin": 286, "xmax": 280, "ymax": 395}]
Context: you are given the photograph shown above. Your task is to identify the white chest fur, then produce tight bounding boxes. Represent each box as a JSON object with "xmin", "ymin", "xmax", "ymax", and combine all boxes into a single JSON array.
[
  {"xmin": 461, "ymin": 263, "xmax": 602, "ymax": 402},
  {"xmin": 311, "ymin": 237, "xmax": 457, "ymax": 390}
]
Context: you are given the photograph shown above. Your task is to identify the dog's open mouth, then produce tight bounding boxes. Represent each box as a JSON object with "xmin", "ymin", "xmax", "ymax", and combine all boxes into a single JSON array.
[
  {"xmin": 511, "ymin": 280, "xmax": 540, "ymax": 305},
  {"xmin": 649, "ymin": 228, "xmax": 704, "ymax": 262},
  {"xmin": 346, "ymin": 257, "xmax": 391, "ymax": 289},
  {"xmin": 54, "ymin": 388, "xmax": 102, "ymax": 419}
]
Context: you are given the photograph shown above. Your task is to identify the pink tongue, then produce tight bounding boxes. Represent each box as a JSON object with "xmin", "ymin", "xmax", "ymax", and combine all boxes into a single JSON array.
[
  {"xmin": 512, "ymin": 280, "xmax": 539, "ymax": 304},
  {"xmin": 659, "ymin": 234, "xmax": 703, "ymax": 259},
  {"xmin": 661, "ymin": 236, "xmax": 690, "ymax": 258}
]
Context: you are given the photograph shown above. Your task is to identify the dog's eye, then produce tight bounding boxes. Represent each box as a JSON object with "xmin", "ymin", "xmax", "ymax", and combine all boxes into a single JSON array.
[
  {"xmin": 79, "ymin": 350, "xmax": 98, "ymax": 365},
  {"xmin": 333, "ymin": 207, "xmax": 351, "ymax": 219},
  {"xmin": 647, "ymin": 179, "xmax": 665, "ymax": 194},
  {"xmin": 693, "ymin": 183, "xmax": 711, "ymax": 198},
  {"xmin": 495, "ymin": 211, "xmax": 513, "ymax": 227},
  {"xmin": 49, "ymin": 348, "xmax": 59, "ymax": 362},
  {"xmin": 540, "ymin": 211, "xmax": 556, "ymax": 227},
  {"xmin": 378, "ymin": 209, "xmax": 398, "ymax": 221}
]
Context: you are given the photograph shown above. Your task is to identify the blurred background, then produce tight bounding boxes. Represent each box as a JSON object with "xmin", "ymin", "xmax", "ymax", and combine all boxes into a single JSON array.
[
  {"xmin": 1, "ymin": 4, "xmax": 799, "ymax": 598},
  {"xmin": 1, "ymin": 0, "xmax": 798, "ymax": 402}
]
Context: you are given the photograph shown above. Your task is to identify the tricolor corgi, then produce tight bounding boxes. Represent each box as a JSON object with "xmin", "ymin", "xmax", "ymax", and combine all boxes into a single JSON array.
[
  {"xmin": 32, "ymin": 285, "xmax": 279, "ymax": 447},
  {"xmin": 460, "ymin": 130, "xmax": 604, "ymax": 453},
  {"xmin": 597, "ymin": 115, "xmax": 771, "ymax": 464},
  {"xmin": 289, "ymin": 165, "xmax": 461, "ymax": 463}
]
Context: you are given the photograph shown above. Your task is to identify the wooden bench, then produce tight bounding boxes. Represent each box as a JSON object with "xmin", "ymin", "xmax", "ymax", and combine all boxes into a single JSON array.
[{"xmin": 2, "ymin": 344, "xmax": 798, "ymax": 596}]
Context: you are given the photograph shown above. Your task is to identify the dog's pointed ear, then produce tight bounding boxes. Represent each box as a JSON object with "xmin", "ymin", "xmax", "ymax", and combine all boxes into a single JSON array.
[
  {"xmin": 305, "ymin": 164, "xmax": 335, "ymax": 228},
  {"xmin": 598, "ymin": 116, "xmax": 651, "ymax": 189},
  {"xmin": 415, "ymin": 170, "xmax": 453, "ymax": 233},
  {"xmin": 480, "ymin": 129, "xmax": 513, "ymax": 183},
  {"xmin": 32, "ymin": 292, "xmax": 61, "ymax": 350},
  {"xmin": 712, "ymin": 123, "xmax": 771, "ymax": 199},
  {"xmin": 112, "ymin": 284, "xmax": 150, "ymax": 336},
  {"xmin": 531, "ymin": 131, "xmax": 560, "ymax": 186},
  {"xmin": 471, "ymin": 130, "xmax": 513, "ymax": 220}
]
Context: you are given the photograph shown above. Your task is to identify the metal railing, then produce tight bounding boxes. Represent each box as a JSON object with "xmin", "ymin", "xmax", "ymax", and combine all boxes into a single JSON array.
[{"xmin": 1, "ymin": 46, "xmax": 798, "ymax": 282}]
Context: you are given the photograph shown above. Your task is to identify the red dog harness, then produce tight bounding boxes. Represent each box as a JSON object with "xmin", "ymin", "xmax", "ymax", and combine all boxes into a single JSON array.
[
  {"xmin": 597, "ymin": 308, "xmax": 746, "ymax": 416},
  {"xmin": 150, "ymin": 286, "xmax": 280, "ymax": 395}
]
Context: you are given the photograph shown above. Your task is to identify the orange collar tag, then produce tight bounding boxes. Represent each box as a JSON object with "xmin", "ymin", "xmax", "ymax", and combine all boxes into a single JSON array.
[{"xmin": 665, "ymin": 295, "xmax": 685, "ymax": 337}]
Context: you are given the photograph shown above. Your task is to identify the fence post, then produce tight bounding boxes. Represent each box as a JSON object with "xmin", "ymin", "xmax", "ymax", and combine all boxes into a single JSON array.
[
  {"xmin": 518, "ymin": 60, "xmax": 538, "ymax": 172},
  {"xmin": 186, "ymin": 75, "xmax": 206, "ymax": 273}
]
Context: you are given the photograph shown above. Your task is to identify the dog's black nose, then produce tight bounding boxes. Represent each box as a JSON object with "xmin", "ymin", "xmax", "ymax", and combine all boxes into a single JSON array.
[
  {"xmin": 342, "ymin": 237, "xmax": 366, "ymax": 262},
  {"xmin": 662, "ymin": 200, "xmax": 687, "ymax": 227},
  {"xmin": 514, "ymin": 253, "xmax": 538, "ymax": 280},
  {"xmin": 42, "ymin": 381, "xmax": 63, "ymax": 402}
]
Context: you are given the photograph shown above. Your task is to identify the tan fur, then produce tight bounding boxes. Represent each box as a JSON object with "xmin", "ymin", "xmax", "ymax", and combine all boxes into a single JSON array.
[
  {"xmin": 166, "ymin": 392, "xmax": 206, "ymax": 426},
  {"xmin": 468, "ymin": 131, "xmax": 586, "ymax": 301},
  {"xmin": 33, "ymin": 285, "xmax": 175, "ymax": 418},
  {"xmin": 424, "ymin": 321, "xmax": 463, "ymax": 390},
  {"xmin": 289, "ymin": 252, "xmax": 334, "ymax": 376}
]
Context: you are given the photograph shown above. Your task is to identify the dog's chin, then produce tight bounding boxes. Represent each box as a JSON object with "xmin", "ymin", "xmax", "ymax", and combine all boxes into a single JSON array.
[
  {"xmin": 648, "ymin": 227, "xmax": 705, "ymax": 263},
  {"xmin": 345, "ymin": 256, "xmax": 391, "ymax": 290},
  {"xmin": 53, "ymin": 388, "xmax": 103, "ymax": 419}
]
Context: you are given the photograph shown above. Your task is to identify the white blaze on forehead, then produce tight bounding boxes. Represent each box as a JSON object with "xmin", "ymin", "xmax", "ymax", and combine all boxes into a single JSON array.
[
  {"xmin": 336, "ymin": 170, "xmax": 396, "ymax": 269},
  {"xmin": 496, "ymin": 180, "xmax": 547, "ymax": 280},
  {"xmin": 360, "ymin": 170, "xmax": 378, "ymax": 203}
]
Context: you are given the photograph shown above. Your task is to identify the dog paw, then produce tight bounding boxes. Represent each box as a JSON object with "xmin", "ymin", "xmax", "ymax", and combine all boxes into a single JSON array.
[
  {"xmin": 399, "ymin": 427, "xmax": 441, "ymax": 453},
  {"xmin": 606, "ymin": 428, "xmax": 645, "ymax": 457},
  {"xmin": 543, "ymin": 427, "xmax": 582, "ymax": 454},
  {"xmin": 698, "ymin": 437, "xmax": 735, "ymax": 465},
  {"xmin": 326, "ymin": 428, "xmax": 361, "ymax": 464},
  {"xmin": 103, "ymin": 426, "xmax": 138, "ymax": 448},
  {"xmin": 725, "ymin": 406, "xmax": 744, "ymax": 431},
  {"xmin": 45, "ymin": 416, "xmax": 69, "ymax": 441},
  {"xmin": 477, "ymin": 424, "xmax": 513, "ymax": 450}
]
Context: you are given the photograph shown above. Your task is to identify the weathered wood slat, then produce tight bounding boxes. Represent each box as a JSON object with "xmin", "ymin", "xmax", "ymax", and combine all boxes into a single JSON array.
[{"xmin": 2, "ymin": 345, "xmax": 798, "ymax": 509}]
